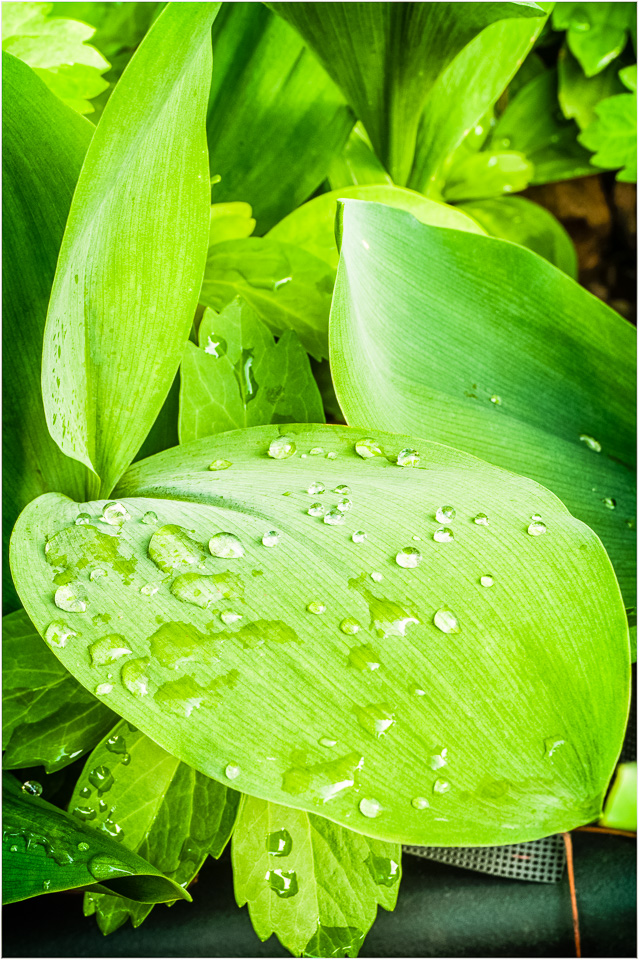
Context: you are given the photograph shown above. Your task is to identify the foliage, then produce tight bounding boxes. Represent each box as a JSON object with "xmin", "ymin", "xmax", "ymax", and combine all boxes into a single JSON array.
[{"xmin": 3, "ymin": 2, "xmax": 635, "ymax": 955}]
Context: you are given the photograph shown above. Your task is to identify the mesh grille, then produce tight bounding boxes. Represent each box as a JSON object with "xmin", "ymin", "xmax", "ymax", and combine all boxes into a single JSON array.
[{"xmin": 403, "ymin": 833, "xmax": 565, "ymax": 883}]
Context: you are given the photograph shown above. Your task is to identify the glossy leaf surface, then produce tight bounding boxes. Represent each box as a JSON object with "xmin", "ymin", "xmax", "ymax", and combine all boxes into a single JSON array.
[
  {"xmin": 232, "ymin": 795, "xmax": 400, "ymax": 957},
  {"xmin": 10, "ymin": 423, "xmax": 630, "ymax": 846},
  {"xmin": 330, "ymin": 201, "xmax": 636, "ymax": 605},
  {"xmin": 41, "ymin": 2, "xmax": 219, "ymax": 498},
  {"xmin": 2, "ymin": 773, "xmax": 189, "ymax": 904}
]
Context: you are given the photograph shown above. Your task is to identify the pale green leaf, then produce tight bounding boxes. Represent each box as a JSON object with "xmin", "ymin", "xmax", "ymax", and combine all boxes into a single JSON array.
[
  {"xmin": 552, "ymin": 2, "xmax": 635, "ymax": 77},
  {"xmin": 3, "ymin": 609, "xmax": 116, "ymax": 772},
  {"xmin": 558, "ymin": 45, "xmax": 626, "ymax": 130},
  {"xmin": 232, "ymin": 795, "xmax": 400, "ymax": 957},
  {"xmin": 10, "ymin": 422, "xmax": 630, "ymax": 845},
  {"xmin": 330, "ymin": 201, "xmax": 636, "ymax": 606},
  {"xmin": 179, "ymin": 298, "xmax": 324, "ymax": 444},
  {"xmin": 456, "ymin": 196, "xmax": 578, "ymax": 277},
  {"xmin": 578, "ymin": 87, "xmax": 637, "ymax": 182},
  {"xmin": 443, "ymin": 151, "xmax": 533, "ymax": 202},
  {"xmin": 268, "ymin": 2, "xmax": 545, "ymax": 185},
  {"xmin": 599, "ymin": 762, "xmax": 637, "ymax": 831},
  {"xmin": 209, "ymin": 201, "xmax": 256, "ymax": 247},
  {"xmin": 41, "ymin": 2, "xmax": 219, "ymax": 499}
]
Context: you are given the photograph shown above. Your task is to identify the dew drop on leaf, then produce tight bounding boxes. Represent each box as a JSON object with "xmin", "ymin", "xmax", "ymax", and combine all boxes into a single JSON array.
[
  {"xmin": 77, "ymin": 842, "xmax": 90, "ymax": 852},
  {"xmin": 95, "ymin": 683, "xmax": 113, "ymax": 696},
  {"xmin": 429, "ymin": 749, "xmax": 448, "ymax": 770},
  {"xmin": 355, "ymin": 702, "xmax": 395, "ymax": 737},
  {"xmin": 307, "ymin": 481, "xmax": 325, "ymax": 495},
  {"xmin": 306, "ymin": 601, "xmax": 326, "ymax": 615},
  {"xmin": 120, "ymin": 658, "xmax": 151, "ymax": 697},
  {"xmin": 433, "ymin": 527, "xmax": 454, "ymax": 543},
  {"xmin": 88, "ymin": 766, "xmax": 114, "ymax": 795},
  {"xmin": 336, "ymin": 497, "xmax": 352, "ymax": 512},
  {"xmin": 209, "ymin": 532, "xmax": 245, "ymax": 558},
  {"xmin": 319, "ymin": 736, "xmax": 338, "ymax": 748},
  {"xmin": 358, "ymin": 797, "xmax": 382, "ymax": 818},
  {"xmin": 544, "ymin": 736, "xmax": 566, "ymax": 758},
  {"xmin": 436, "ymin": 506, "xmax": 456, "ymax": 523},
  {"xmin": 308, "ymin": 502, "xmax": 324, "ymax": 517},
  {"xmin": 370, "ymin": 571, "xmax": 383, "ymax": 582},
  {"xmin": 149, "ymin": 524, "xmax": 206, "ymax": 572},
  {"xmin": 326, "ymin": 451, "xmax": 338, "ymax": 460},
  {"xmin": 309, "ymin": 447, "xmax": 324, "ymax": 456},
  {"xmin": 225, "ymin": 763, "xmax": 241, "ymax": 780},
  {"xmin": 579, "ymin": 434, "xmax": 601, "ymax": 453},
  {"xmin": 75, "ymin": 513, "xmax": 92, "ymax": 525},
  {"xmin": 433, "ymin": 608, "xmax": 460, "ymax": 634},
  {"xmin": 473, "ymin": 513, "xmax": 490, "ymax": 525},
  {"xmin": 334, "ymin": 484, "xmax": 351, "ymax": 495},
  {"xmin": 21, "ymin": 781, "xmax": 43, "ymax": 797},
  {"xmin": 397, "ymin": 448, "xmax": 420, "ymax": 467},
  {"xmin": 396, "ymin": 547, "xmax": 421, "ymax": 568},
  {"xmin": 433, "ymin": 779, "xmax": 451, "ymax": 794},
  {"xmin": 265, "ymin": 868, "xmax": 298, "ymax": 898},
  {"xmin": 268, "ymin": 436, "xmax": 296, "ymax": 460},
  {"xmin": 352, "ymin": 530, "xmax": 367, "ymax": 543},
  {"xmin": 141, "ymin": 511, "xmax": 159, "ymax": 524},
  {"xmin": 603, "ymin": 497, "xmax": 616, "ymax": 510},
  {"xmin": 72, "ymin": 806, "xmax": 96, "ymax": 821},
  {"xmin": 208, "ymin": 459, "xmax": 231, "ymax": 471},
  {"xmin": 79, "ymin": 787, "xmax": 91, "ymax": 799},
  {"xmin": 44, "ymin": 621, "xmax": 77, "ymax": 649},
  {"xmin": 489, "ymin": 395, "xmax": 502, "ymax": 405},
  {"xmin": 324, "ymin": 508, "xmax": 345, "ymax": 525},
  {"xmin": 527, "ymin": 519, "xmax": 547, "ymax": 536},
  {"xmin": 101, "ymin": 502, "xmax": 131, "ymax": 525},
  {"xmin": 267, "ymin": 829, "xmax": 293, "ymax": 857},
  {"xmin": 411, "ymin": 796, "xmax": 430, "ymax": 810},
  {"xmin": 340, "ymin": 617, "xmax": 361, "ymax": 635},
  {"xmin": 89, "ymin": 568, "xmax": 107, "ymax": 581},
  {"xmin": 89, "ymin": 635, "xmax": 132, "ymax": 667},
  {"xmin": 347, "ymin": 643, "xmax": 380, "ymax": 671},
  {"xmin": 261, "ymin": 530, "xmax": 280, "ymax": 547},
  {"xmin": 140, "ymin": 583, "xmax": 160, "ymax": 596},
  {"xmin": 355, "ymin": 438, "xmax": 384, "ymax": 459},
  {"xmin": 365, "ymin": 854, "xmax": 400, "ymax": 887},
  {"xmin": 220, "ymin": 611, "xmax": 242, "ymax": 625},
  {"xmin": 54, "ymin": 584, "xmax": 87, "ymax": 613},
  {"xmin": 480, "ymin": 575, "xmax": 494, "ymax": 587},
  {"xmin": 105, "ymin": 734, "xmax": 128, "ymax": 755}
]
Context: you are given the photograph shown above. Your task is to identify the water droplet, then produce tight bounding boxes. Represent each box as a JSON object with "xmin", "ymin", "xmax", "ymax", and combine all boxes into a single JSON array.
[
  {"xmin": 308, "ymin": 502, "xmax": 324, "ymax": 517},
  {"xmin": 220, "ymin": 611, "xmax": 242, "ymax": 625},
  {"xmin": 72, "ymin": 805, "xmax": 96, "ymax": 821},
  {"xmin": 149, "ymin": 524, "xmax": 206, "ymax": 572},
  {"xmin": 268, "ymin": 436, "xmax": 296, "ymax": 460},
  {"xmin": 340, "ymin": 617, "xmax": 361, "ymax": 634},
  {"xmin": 579, "ymin": 434, "xmax": 601, "ymax": 453},
  {"xmin": 319, "ymin": 736, "xmax": 338, "ymax": 747},
  {"xmin": 101, "ymin": 502, "xmax": 131, "ymax": 526},
  {"xmin": 101, "ymin": 818, "xmax": 124, "ymax": 840},
  {"xmin": 307, "ymin": 481, "xmax": 325, "ymax": 495},
  {"xmin": 324, "ymin": 508, "xmax": 345, "ymax": 525},
  {"xmin": 396, "ymin": 547, "xmax": 422, "ymax": 568},
  {"xmin": 266, "ymin": 868, "xmax": 298, "ymax": 898},
  {"xmin": 89, "ymin": 568, "xmax": 107, "ymax": 581},
  {"xmin": 359, "ymin": 797, "xmax": 382, "ymax": 818},
  {"xmin": 336, "ymin": 498, "xmax": 352, "ymax": 512},
  {"xmin": 44, "ymin": 621, "xmax": 77, "ymax": 649},
  {"xmin": 355, "ymin": 703, "xmax": 394, "ymax": 737},
  {"xmin": 309, "ymin": 447, "xmax": 324, "ymax": 456},
  {"xmin": 489, "ymin": 395, "xmax": 502, "ymax": 405},
  {"xmin": 209, "ymin": 532, "xmax": 245, "ymax": 558},
  {"xmin": 88, "ymin": 854, "xmax": 132, "ymax": 882},
  {"xmin": 480, "ymin": 575, "xmax": 494, "ymax": 587},
  {"xmin": 433, "ymin": 608, "xmax": 460, "ymax": 634},
  {"xmin": 208, "ymin": 459, "xmax": 232, "ymax": 471},
  {"xmin": 433, "ymin": 527, "xmax": 454, "ymax": 543},
  {"xmin": 412, "ymin": 796, "xmax": 430, "ymax": 810},
  {"xmin": 21, "ymin": 780, "xmax": 43, "ymax": 797},
  {"xmin": 273, "ymin": 276, "xmax": 292, "ymax": 291},
  {"xmin": 43, "ymin": 880, "xmax": 51, "ymax": 890},
  {"xmin": 355, "ymin": 438, "xmax": 384, "ymax": 459},
  {"xmin": 121, "ymin": 657, "xmax": 150, "ymax": 697},
  {"xmin": 603, "ymin": 497, "xmax": 616, "ymax": 510},
  {"xmin": 98, "ymin": 800, "xmax": 109, "ymax": 812},
  {"xmin": 88, "ymin": 766, "xmax": 114, "ymax": 795},
  {"xmin": 267, "ymin": 829, "xmax": 293, "ymax": 857},
  {"xmin": 79, "ymin": 787, "xmax": 91, "ymax": 799},
  {"xmin": 352, "ymin": 530, "xmax": 367, "ymax": 543},
  {"xmin": 366, "ymin": 854, "xmax": 400, "ymax": 886},
  {"xmin": 225, "ymin": 763, "xmax": 241, "ymax": 780},
  {"xmin": 75, "ymin": 513, "xmax": 92, "ymax": 525},
  {"xmin": 89, "ymin": 634, "xmax": 132, "ymax": 667},
  {"xmin": 436, "ymin": 506, "xmax": 456, "ymax": 523},
  {"xmin": 306, "ymin": 601, "xmax": 326, "ymax": 615},
  {"xmin": 410, "ymin": 684, "xmax": 426, "ymax": 696},
  {"xmin": 370, "ymin": 571, "xmax": 383, "ymax": 582},
  {"xmin": 105, "ymin": 734, "xmax": 128, "ymax": 755},
  {"xmin": 95, "ymin": 683, "xmax": 113, "ymax": 696},
  {"xmin": 473, "ymin": 513, "xmax": 489, "ymax": 525},
  {"xmin": 433, "ymin": 779, "xmax": 450, "ymax": 794},
  {"xmin": 527, "ymin": 519, "xmax": 547, "ymax": 536},
  {"xmin": 334, "ymin": 484, "xmax": 351, "ymax": 496},
  {"xmin": 429, "ymin": 749, "xmax": 448, "ymax": 771},
  {"xmin": 262, "ymin": 530, "xmax": 280, "ymax": 547},
  {"xmin": 170, "ymin": 571, "xmax": 243, "ymax": 608},
  {"xmin": 544, "ymin": 736, "xmax": 566, "ymax": 758},
  {"xmin": 326, "ymin": 451, "xmax": 338, "ymax": 460},
  {"xmin": 77, "ymin": 842, "xmax": 90, "ymax": 852},
  {"xmin": 9, "ymin": 845, "xmax": 18, "ymax": 853},
  {"xmin": 140, "ymin": 582, "xmax": 160, "ymax": 596},
  {"xmin": 54, "ymin": 584, "xmax": 87, "ymax": 613},
  {"xmin": 397, "ymin": 448, "xmax": 420, "ymax": 467},
  {"xmin": 141, "ymin": 511, "xmax": 159, "ymax": 524},
  {"xmin": 348, "ymin": 643, "xmax": 380, "ymax": 670}
]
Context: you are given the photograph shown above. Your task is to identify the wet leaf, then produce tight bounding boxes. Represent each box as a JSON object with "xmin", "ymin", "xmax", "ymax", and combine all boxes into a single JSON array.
[
  {"xmin": 232, "ymin": 794, "xmax": 400, "ymax": 957},
  {"xmin": 10, "ymin": 422, "xmax": 630, "ymax": 846}
]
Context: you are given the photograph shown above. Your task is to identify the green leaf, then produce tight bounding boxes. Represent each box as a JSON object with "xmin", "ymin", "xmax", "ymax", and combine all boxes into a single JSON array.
[
  {"xmin": 578, "ymin": 84, "xmax": 637, "ymax": 182},
  {"xmin": 489, "ymin": 67, "xmax": 595, "ymax": 184},
  {"xmin": 327, "ymin": 123, "xmax": 394, "ymax": 191},
  {"xmin": 209, "ymin": 201, "xmax": 256, "ymax": 247},
  {"xmin": 268, "ymin": 184, "xmax": 484, "ymax": 272},
  {"xmin": 200, "ymin": 238, "xmax": 336, "ymax": 361},
  {"xmin": 442, "ymin": 151, "xmax": 533, "ymax": 202},
  {"xmin": 558, "ymin": 45, "xmax": 626, "ymax": 130},
  {"xmin": 66, "ymin": 720, "xmax": 239, "ymax": 933},
  {"xmin": 2, "ymin": 53, "xmax": 92, "ymax": 612},
  {"xmin": 552, "ymin": 2, "xmax": 635, "ymax": 77},
  {"xmin": 268, "ymin": 2, "xmax": 545, "ymax": 185},
  {"xmin": 232, "ymin": 795, "xmax": 400, "ymax": 957},
  {"xmin": 329, "ymin": 200, "xmax": 636, "ymax": 607},
  {"xmin": 179, "ymin": 298, "xmax": 324, "ymax": 444},
  {"xmin": 41, "ymin": 2, "xmax": 219, "ymax": 499},
  {"xmin": 410, "ymin": 7, "xmax": 550, "ymax": 195},
  {"xmin": 1, "ymin": 1, "xmax": 110, "ymax": 114},
  {"xmin": 2, "ymin": 772, "xmax": 190, "ymax": 904},
  {"xmin": 599, "ymin": 762, "xmax": 637, "ymax": 831},
  {"xmin": 3, "ymin": 609, "xmax": 116, "ymax": 773},
  {"xmin": 10, "ymin": 422, "xmax": 631, "ymax": 845},
  {"xmin": 207, "ymin": 2, "xmax": 354, "ymax": 234},
  {"xmin": 456, "ymin": 196, "xmax": 578, "ymax": 277}
]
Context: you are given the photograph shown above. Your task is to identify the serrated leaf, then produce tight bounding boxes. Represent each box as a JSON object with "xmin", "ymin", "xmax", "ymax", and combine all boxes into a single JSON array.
[
  {"xmin": 66, "ymin": 720, "xmax": 239, "ymax": 933},
  {"xmin": 2, "ymin": 772, "xmax": 189, "ymax": 904},
  {"xmin": 2, "ymin": 53, "xmax": 92, "ymax": 613},
  {"xmin": 552, "ymin": 2, "xmax": 635, "ymax": 77},
  {"xmin": 578, "ymin": 86, "xmax": 637, "ymax": 182},
  {"xmin": 207, "ymin": 2, "xmax": 354, "ymax": 234},
  {"xmin": 3, "ymin": 609, "xmax": 116, "ymax": 772},
  {"xmin": 329, "ymin": 200, "xmax": 636, "ymax": 607},
  {"xmin": 9, "ymin": 422, "xmax": 631, "ymax": 846},
  {"xmin": 456, "ymin": 196, "xmax": 578, "ymax": 277},
  {"xmin": 179, "ymin": 298, "xmax": 324, "ymax": 444},
  {"xmin": 232, "ymin": 795, "xmax": 400, "ymax": 957},
  {"xmin": 558, "ymin": 45, "xmax": 626, "ymax": 130},
  {"xmin": 41, "ymin": 2, "xmax": 219, "ymax": 498}
]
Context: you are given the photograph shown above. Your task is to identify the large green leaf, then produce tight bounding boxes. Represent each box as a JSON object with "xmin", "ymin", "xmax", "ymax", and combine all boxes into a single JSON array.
[
  {"xmin": 206, "ymin": 2, "xmax": 354, "ymax": 234},
  {"xmin": 1, "ymin": 2, "xmax": 110, "ymax": 114},
  {"xmin": 409, "ymin": 7, "xmax": 550, "ymax": 195},
  {"xmin": 456, "ymin": 196, "xmax": 578, "ymax": 277},
  {"xmin": 268, "ymin": 2, "xmax": 545, "ymax": 185},
  {"xmin": 232, "ymin": 795, "xmax": 400, "ymax": 957},
  {"xmin": 41, "ymin": 2, "xmax": 219, "ymax": 499},
  {"xmin": 3, "ymin": 609, "xmax": 116, "ymax": 772},
  {"xmin": 67, "ymin": 720, "xmax": 239, "ymax": 933},
  {"xmin": 179, "ymin": 298, "xmax": 324, "ymax": 444},
  {"xmin": 552, "ymin": 2, "xmax": 635, "ymax": 77},
  {"xmin": 329, "ymin": 201, "xmax": 636, "ymax": 607},
  {"xmin": 2, "ymin": 53, "xmax": 92, "ymax": 612},
  {"xmin": 578, "ymin": 66, "xmax": 637, "ymax": 182},
  {"xmin": 10, "ymin": 422, "xmax": 630, "ymax": 846},
  {"xmin": 2, "ymin": 772, "xmax": 189, "ymax": 904},
  {"xmin": 442, "ymin": 150, "xmax": 533, "ymax": 202}
]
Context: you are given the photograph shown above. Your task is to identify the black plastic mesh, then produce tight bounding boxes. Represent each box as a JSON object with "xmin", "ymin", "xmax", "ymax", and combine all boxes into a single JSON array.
[{"xmin": 403, "ymin": 833, "xmax": 566, "ymax": 883}]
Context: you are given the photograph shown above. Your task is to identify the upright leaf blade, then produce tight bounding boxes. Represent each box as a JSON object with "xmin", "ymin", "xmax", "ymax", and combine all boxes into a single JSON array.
[{"xmin": 41, "ymin": 2, "xmax": 220, "ymax": 497}]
